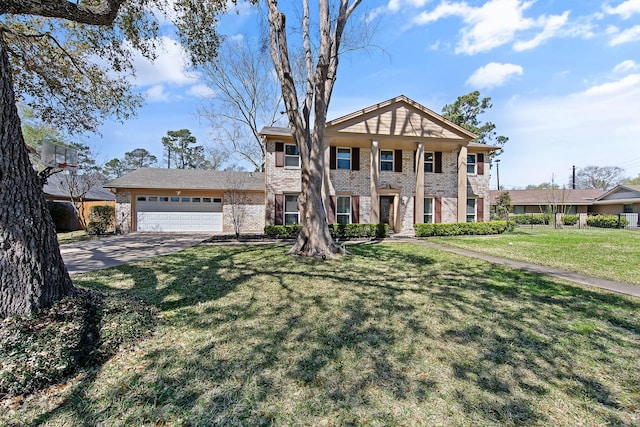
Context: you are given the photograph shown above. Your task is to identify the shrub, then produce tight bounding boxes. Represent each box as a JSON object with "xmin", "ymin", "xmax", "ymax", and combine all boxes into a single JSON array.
[
  {"xmin": 264, "ymin": 225, "xmax": 301, "ymax": 238},
  {"xmin": 511, "ymin": 214, "xmax": 552, "ymax": 225},
  {"xmin": 264, "ymin": 223, "xmax": 389, "ymax": 239},
  {"xmin": 586, "ymin": 215, "xmax": 629, "ymax": 229},
  {"xmin": 47, "ymin": 201, "xmax": 71, "ymax": 231},
  {"xmin": 88, "ymin": 205, "xmax": 115, "ymax": 235},
  {"xmin": 414, "ymin": 221, "xmax": 508, "ymax": 237},
  {"xmin": 330, "ymin": 223, "xmax": 388, "ymax": 238},
  {"xmin": 562, "ymin": 215, "xmax": 579, "ymax": 226}
]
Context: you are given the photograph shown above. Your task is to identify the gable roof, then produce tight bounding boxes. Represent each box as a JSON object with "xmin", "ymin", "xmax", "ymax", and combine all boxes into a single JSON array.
[
  {"xmin": 594, "ymin": 184, "xmax": 640, "ymax": 204},
  {"xmin": 259, "ymin": 96, "xmax": 502, "ymax": 150},
  {"xmin": 489, "ymin": 189, "xmax": 604, "ymax": 206},
  {"xmin": 325, "ymin": 95, "xmax": 479, "ymax": 141},
  {"xmin": 44, "ymin": 174, "xmax": 115, "ymax": 201},
  {"xmin": 105, "ymin": 168, "xmax": 265, "ymax": 192}
]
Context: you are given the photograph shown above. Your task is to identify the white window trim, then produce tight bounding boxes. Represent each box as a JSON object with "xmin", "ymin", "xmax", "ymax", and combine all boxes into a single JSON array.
[
  {"xmin": 466, "ymin": 198, "xmax": 477, "ymax": 223},
  {"xmin": 284, "ymin": 194, "xmax": 300, "ymax": 225},
  {"xmin": 337, "ymin": 147, "xmax": 351, "ymax": 170},
  {"xmin": 380, "ymin": 149, "xmax": 394, "ymax": 172},
  {"xmin": 284, "ymin": 143, "xmax": 300, "ymax": 168},
  {"xmin": 424, "ymin": 152, "xmax": 435, "ymax": 174},
  {"xmin": 467, "ymin": 154, "xmax": 477, "ymax": 175},
  {"xmin": 424, "ymin": 197, "xmax": 434, "ymax": 224},
  {"xmin": 336, "ymin": 195, "xmax": 351, "ymax": 224}
]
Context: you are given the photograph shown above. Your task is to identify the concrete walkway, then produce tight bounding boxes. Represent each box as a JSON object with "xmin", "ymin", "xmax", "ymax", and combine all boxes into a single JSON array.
[
  {"xmin": 60, "ymin": 233, "xmax": 207, "ymax": 275},
  {"xmin": 409, "ymin": 239, "xmax": 640, "ymax": 298}
]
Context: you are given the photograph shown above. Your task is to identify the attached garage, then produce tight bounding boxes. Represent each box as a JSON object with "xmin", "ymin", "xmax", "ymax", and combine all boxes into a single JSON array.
[
  {"xmin": 105, "ymin": 168, "xmax": 265, "ymax": 234},
  {"xmin": 136, "ymin": 195, "xmax": 223, "ymax": 232}
]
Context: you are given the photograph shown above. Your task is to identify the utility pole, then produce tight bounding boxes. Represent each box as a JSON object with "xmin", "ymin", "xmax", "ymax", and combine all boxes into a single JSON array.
[
  {"xmin": 495, "ymin": 159, "xmax": 501, "ymax": 190},
  {"xmin": 572, "ymin": 165, "xmax": 576, "ymax": 189}
]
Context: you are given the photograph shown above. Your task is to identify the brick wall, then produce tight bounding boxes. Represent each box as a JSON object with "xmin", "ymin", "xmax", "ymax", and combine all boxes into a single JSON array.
[
  {"xmin": 114, "ymin": 190, "xmax": 132, "ymax": 233},
  {"xmin": 222, "ymin": 191, "xmax": 265, "ymax": 234}
]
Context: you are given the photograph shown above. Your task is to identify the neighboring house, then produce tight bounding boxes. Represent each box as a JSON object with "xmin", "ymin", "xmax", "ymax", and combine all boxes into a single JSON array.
[
  {"xmin": 261, "ymin": 95, "xmax": 497, "ymax": 233},
  {"xmin": 489, "ymin": 189, "xmax": 604, "ymax": 215},
  {"xmin": 105, "ymin": 169, "xmax": 265, "ymax": 233},
  {"xmin": 107, "ymin": 95, "xmax": 498, "ymax": 234},
  {"xmin": 44, "ymin": 174, "xmax": 115, "ymax": 231},
  {"xmin": 592, "ymin": 184, "xmax": 640, "ymax": 214}
]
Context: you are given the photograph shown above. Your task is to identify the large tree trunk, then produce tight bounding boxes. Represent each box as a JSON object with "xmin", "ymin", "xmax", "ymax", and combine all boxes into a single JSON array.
[
  {"xmin": 0, "ymin": 35, "xmax": 74, "ymax": 318},
  {"xmin": 287, "ymin": 132, "xmax": 342, "ymax": 257}
]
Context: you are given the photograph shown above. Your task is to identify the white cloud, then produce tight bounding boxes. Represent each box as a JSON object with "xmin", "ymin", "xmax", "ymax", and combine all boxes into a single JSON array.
[
  {"xmin": 513, "ymin": 11, "xmax": 570, "ymax": 51},
  {"xmin": 581, "ymin": 73, "xmax": 640, "ymax": 96},
  {"xmin": 498, "ymin": 73, "xmax": 640, "ymax": 187},
  {"xmin": 466, "ymin": 62, "xmax": 523, "ymax": 88},
  {"xmin": 131, "ymin": 36, "xmax": 196, "ymax": 87},
  {"xmin": 145, "ymin": 85, "xmax": 171, "ymax": 102},
  {"xmin": 187, "ymin": 84, "xmax": 216, "ymax": 98},
  {"xmin": 604, "ymin": 0, "xmax": 640, "ymax": 19},
  {"xmin": 412, "ymin": 0, "xmax": 570, "ymax": 55},
  {"xmin": 614, "ymin": 59, "xmax": 640, "ymax": 74},
  {"xmin": 609, "ymin": 24, "xmax": 640, "ymax": 45}
]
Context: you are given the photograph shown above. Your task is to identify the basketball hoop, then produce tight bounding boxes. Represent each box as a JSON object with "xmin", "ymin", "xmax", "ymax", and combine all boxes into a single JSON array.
[{"xmin": 38, "ymin": 142, "xmax": 79, "ymax": 186}]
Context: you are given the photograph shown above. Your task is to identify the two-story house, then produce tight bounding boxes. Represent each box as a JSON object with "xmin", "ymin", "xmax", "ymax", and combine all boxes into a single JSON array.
[
  {"xmin": 260, "ymin": 95, "xmax": 497, "ymax": 233},
  {"xmin": 106, "ymin": 96, "xmax": 497, "ymax": 234}
]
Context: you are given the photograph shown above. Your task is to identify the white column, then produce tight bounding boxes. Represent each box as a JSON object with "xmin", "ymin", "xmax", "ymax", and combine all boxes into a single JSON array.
[
  {"xmin": 415, "ymin": 143, "xmax": 425, "ymax": 224},
  {"xmin": 458, "ymin": 146, "xmax": 468, "ymax": 222},
  {"xmin": 370, "ymin": 140, "xmax": 380, "ymax": 224}
]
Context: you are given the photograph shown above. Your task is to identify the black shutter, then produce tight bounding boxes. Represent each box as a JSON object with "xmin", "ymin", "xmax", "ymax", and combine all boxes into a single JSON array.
[
  {"xmin": 275, "ymin": 194, "xmax": 283, "ymax": 225},
  {"xmin": 394, "ymin": 149, "xmax": 402, "ymax": 172},
  {"xmin": 352, "ymin": 147, "xmax": 360, "ymax": 171},
  {"xmin": 435, "ymin": 152, "xmax": 442, "ymax": 173},
  {"xmin": 275, "ymin": 142, "xmax": 284, "ymax": 168},
  {"xmin": 477, "ymin": 153, "xmax": 485, "ymax": 175},
  {"xmin": 330, "ymin": 146, "xmax": 337, "ymax": 170},
  {"xmin": 351, "ymin": 196, "xmax": 360, "ymax": 223}
]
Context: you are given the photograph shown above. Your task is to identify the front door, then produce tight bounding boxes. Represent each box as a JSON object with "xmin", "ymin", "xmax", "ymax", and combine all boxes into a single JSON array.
[{"xmin": 379, "ymin": 196, "xmax": 395, "ymax": 231}]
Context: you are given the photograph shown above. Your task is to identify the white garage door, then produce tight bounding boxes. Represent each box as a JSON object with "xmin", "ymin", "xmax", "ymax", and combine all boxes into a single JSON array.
[{"xmin": 136, "ymin": 195, "xmax": 223, "ymax": 232}]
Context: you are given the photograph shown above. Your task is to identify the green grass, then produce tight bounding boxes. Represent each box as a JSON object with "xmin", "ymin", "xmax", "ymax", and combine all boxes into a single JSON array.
[
  {"xmin": 2, "ymin": 243, "xmax": 639, "ymax": 426},
  {"xmin": 430, "ymin": 228, "xmax": 640, "ymax": 285}
]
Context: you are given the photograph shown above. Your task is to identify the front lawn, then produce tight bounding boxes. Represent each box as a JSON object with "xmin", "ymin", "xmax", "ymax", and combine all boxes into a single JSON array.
[
  {"xmin": 430, "ymin": 228, "xmax": 640, "ymax": 285},
  {"xmin": 2, "ymin": 243, "xmax": 639, "ymax": 426}
]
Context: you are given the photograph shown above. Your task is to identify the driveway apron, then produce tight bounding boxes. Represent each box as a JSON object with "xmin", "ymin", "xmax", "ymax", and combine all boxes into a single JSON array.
[{"xmin": 60, "ymin": 233, "xmax": 207, "ymax": 275}]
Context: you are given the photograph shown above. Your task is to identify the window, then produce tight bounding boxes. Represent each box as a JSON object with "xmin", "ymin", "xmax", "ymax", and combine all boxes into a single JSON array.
[
  {"xmin": 181, "ymin": 197, "xmax": 190, "ymax": 202},
  {"xmin": 380, "ymin": 150, "xmax": 394, "ymax": 171},
  {"xmin": 624, "ymin": 204, "xmax": 633, "ymax": 213},
  {"xmin": 213, "ymin": 198, "xmax": 222, "ymax": 203},
  {"xmin": 192, "ymin": 197, "xmax": 201, "ymax": 203},
  {"xmin": 336, "ymin": 196, "xmax": 351, "ymax": 224},
  {"xmin": 285, "ymin": 144, "xmax": 300, "ymax": 167},
  {"xmin": 202, "ymin": 197, "xmax": 212, "ymax": 203},
  {"xmin": 467, "ymin": 154, "xmax": 477, "ymax": 174},
  {"xmin": 284, "ymin": 195, "xmax": 299, "ymax": 225},
  {"xmin": 337, "ymin": 148, "xmax": 351, "ymax": 170},
  {"xmin": 148, "ymin": 196, "xmax": 158, "ymax": 202},
  {"xmin": 424, "ymin": 197, "xmax": 434, "ymax": 223},
  {"xmin": 160, "ymin": 196, "xmax": 169, "ymax": 202},
  {"xmin": 466, "ymin": 198, "xmax": 476, "ymax": 222},
  {"xmin": 170, "ymin": 196, "xmax": 180, "ymax": 202},
  {"xmin": 424, "ymin": 152, "xmax": 434, "ymax": 173},
  {"xmin": 137, "ymin": 196, "xmax": 147, "ymax": 201}
]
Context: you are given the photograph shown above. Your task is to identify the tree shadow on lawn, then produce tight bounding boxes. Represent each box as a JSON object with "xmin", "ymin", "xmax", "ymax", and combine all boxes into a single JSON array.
[{"xmin": 27, "ymin": 242, "xmax": 640, "ymax": 426}]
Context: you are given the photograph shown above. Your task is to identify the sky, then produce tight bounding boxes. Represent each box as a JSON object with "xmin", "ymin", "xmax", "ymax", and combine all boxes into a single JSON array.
[{"xmin": 88, "ymin": 0, "xmax": 640, "ymax": 189}]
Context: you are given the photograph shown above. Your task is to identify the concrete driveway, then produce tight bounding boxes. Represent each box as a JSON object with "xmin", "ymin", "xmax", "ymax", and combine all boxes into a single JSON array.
[{"xmin": 60, "ymin": 233, "xmax": 208, "ymax": 275}]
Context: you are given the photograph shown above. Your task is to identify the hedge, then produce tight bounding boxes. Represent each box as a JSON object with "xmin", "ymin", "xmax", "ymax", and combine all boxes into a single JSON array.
[
  {"xmin": 586, "ymin": 215, "xmax": 629, "ymax": 229},
  {"xmin": 511, "ymin": 214, "xmax": 552, "ymax": 225},
  {"xmin": 264, "ymin": 223, "xmax": 389, "ymax": 239},
  {"xmin": 562, "ymin": 215, "xmax": 579, "ymax": 226},
  {"xmin": 414, "ymin": 221, "xmax": 508, "ymax": 237}
]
